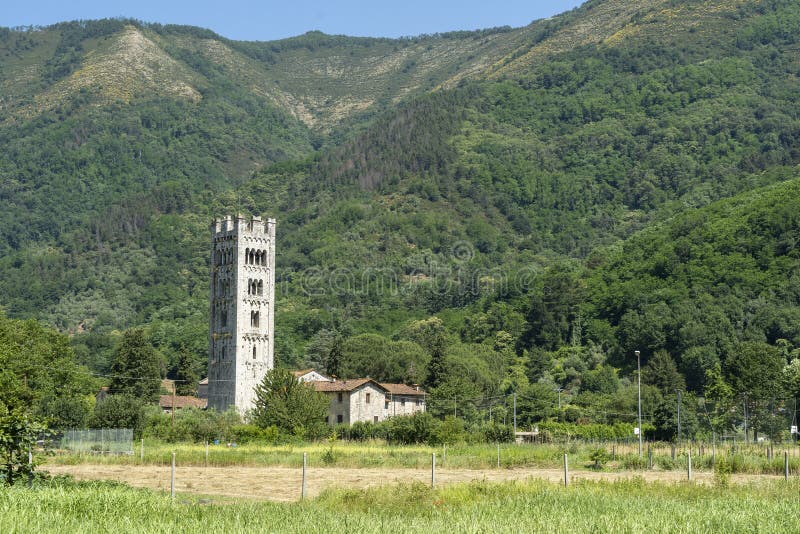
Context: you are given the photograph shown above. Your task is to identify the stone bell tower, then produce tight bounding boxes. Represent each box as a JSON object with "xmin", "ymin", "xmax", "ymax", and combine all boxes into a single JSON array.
[{"xmin": 208, "ymin": 214, "xmax": 276, "ymax": 412}]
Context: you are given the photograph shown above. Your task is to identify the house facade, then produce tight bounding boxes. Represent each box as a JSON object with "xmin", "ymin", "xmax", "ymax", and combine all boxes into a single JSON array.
[
  {"xmin": 313, "ymin": 379, "xmax": 386, "ymax": 425},
  {"xmin": 382, "ymin": 383, "xmax": 426, "ymax": 417},
  {"xmin": 310, "ymin": 376, "xmax": 426, "ymax": 425}
]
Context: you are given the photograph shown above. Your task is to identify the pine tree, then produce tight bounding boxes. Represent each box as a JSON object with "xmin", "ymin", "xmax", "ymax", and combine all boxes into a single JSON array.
[
  {"xmin": 251, "ymin": 368, "xmax": 329, "ymax": 438},
  {"xmin": 108, "ymin": 329, "xmax": 163, "ymax": 402},
  {"xmin": 175, "ymin": 345, "xmax": 199, "ymax": 396},
  {"xmin": 325, "ymin": 335, "xmax": 343, "ymax": 379},
  {"xmin": 425, "ymin": 334, "xmax": 447, "ymax": 389}
]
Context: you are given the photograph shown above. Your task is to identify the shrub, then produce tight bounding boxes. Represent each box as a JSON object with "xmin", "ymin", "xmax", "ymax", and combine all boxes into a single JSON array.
[
  {"xmin": 91, "ymin": 395, "xmax": 147, "ymax": 438},
  {"xmin": 435, "ymin": 416, "xmax": 465, "ymax": 445},
  {"xmin": 588, "ymin": 448, "xmax": 611, "ymax": 470},
  {"xmin": 482, "ymin": 422, "xmax": 515, "ymax": 443}
]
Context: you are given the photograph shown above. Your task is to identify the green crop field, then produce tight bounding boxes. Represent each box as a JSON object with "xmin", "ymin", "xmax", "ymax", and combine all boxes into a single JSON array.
[{"xmin": 3, "ymin": 477, "xmax": 799, "ymax": 533}]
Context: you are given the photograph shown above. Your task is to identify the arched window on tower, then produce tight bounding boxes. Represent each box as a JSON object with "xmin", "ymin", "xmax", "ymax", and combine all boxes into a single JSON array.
[
  {"xmin": 251, "ymin": 311, "xmax": 259, "ymax": 328},
  {"xmin": 245, "ymin": 248, "xmax": 250, "ymax": 264},
  {"xmin": 252, "ymin": 346, "xmax": 257, "ymax": 360},
  {"xmin": 261, "ymin": 250, "xmax": 267, "ymax": 266},
  {"xmin": 257, "ymin": 280, "xmax": 263, "ymax": 296}
]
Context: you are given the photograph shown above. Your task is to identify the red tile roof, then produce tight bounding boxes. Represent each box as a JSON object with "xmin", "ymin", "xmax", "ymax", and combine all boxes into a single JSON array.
[
  {"xmin": 381, "ymin": 383, "xmax": 426, "ymax": 396},
  {"xmin": 311, "ymin": 378, "xmax": 387, "ymax": 393},
  {"xmin": 159, "ymin": 395, "xmax": 207, "ymax": 410}
]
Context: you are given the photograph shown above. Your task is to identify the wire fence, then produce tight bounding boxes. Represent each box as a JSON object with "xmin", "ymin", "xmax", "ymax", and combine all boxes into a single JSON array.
[{"xmin": 57, "ymin": 429, "xmax": 134, "ymax": 455}]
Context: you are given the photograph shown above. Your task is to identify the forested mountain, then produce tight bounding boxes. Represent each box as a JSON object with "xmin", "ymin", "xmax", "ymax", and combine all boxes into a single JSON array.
[{"xmin": 1, "ymin": 0, "xmax": 799, "ymax": 435}]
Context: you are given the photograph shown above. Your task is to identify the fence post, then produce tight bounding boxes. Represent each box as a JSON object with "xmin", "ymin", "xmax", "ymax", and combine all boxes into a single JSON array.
[
  {"xmin": 205, "ymin": 441, "xmax": 209, "ymax": 467},
  {"xmin": 301, "ymin": 452, "xmax": 307, "ymax": 500},
  {"xmin": 431, "ymin": 453, "xmax": 436, "ymax": 489},
  {"xmin": 443, "ymin": 444, "xmax": 446, "ymax": 467},
  {"xmin": 687, "ymin": 450, "xmax": 692, "ymax": 481},
  {"xmin": 497, "ymin": 443, "xmax": 501, "ymax": 469},
  {"xmin": 140, "ymin": 439, "xmax": 144, "ymax": 462},
  {"xmin": 648, "ymin": 444, "xmax": 653, "ymax": 470},
  {"xmin": 170, "ymin": 452, "xmax": 176, "ymax": 501},
  {"xmin": 785, "ymin": 451, "xmax": 790, "ymax": 481},
  {"xmin": 563, "ymin": 454, "xmax": 569, "ymax": 487},
  {"xmin": 28, "ymin": 448, "xmax": 33, "ymax": 488},
  {"xmin": 712, "ymin": 440, "xmax": 716, "ymax": 466}
]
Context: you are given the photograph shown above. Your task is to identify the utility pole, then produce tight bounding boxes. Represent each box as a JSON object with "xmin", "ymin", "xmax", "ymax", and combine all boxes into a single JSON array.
[
  {"xmin": 676, "ymin": 389, "xmax": 681, "ymax": 447},
  {"xmin": 743, "ymin": 393, "xmax": 748, "ymax": 444},
  {"xmin": 636, "ymin": 350, "xmax": 642, "ymax": 457},
  {"xmin": 513, "ymin": 392, "xmax": 517, "ymax": 435},
  {"xmin": 556, "ymin": 388, "xmax": 563, "ymax": 422}
]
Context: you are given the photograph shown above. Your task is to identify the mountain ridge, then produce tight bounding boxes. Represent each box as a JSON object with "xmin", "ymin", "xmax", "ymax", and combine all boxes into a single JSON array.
[{"xmin": 0, "ymin": 0, "xmax": 799, "ymax": 421}]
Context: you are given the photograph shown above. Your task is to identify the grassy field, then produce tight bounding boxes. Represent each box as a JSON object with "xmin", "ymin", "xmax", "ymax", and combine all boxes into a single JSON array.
[
  {"xmin": 3, "ymin": 476, "xmax": 799, "ymax": 533},
  {"xmin": 48, "ymin": 439, "xmax": 800, "ymax": 475}
]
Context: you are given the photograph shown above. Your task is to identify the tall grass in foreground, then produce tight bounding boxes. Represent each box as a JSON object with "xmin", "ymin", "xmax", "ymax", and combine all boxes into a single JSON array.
[
  {"xmin": 47, "ymin": 439, "xmax": 800, "ymax": 474},
  {"xmin": 2, "ymin": 477, "xmax": 799, "ymax": 533}
]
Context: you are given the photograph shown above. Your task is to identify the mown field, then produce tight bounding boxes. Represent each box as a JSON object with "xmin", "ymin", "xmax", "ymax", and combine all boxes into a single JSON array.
[
  {"xmin": 4, "ymin": 477, "xmax": 800, "ymax": 533},
  {"xmin": 47, "ymin": 439, "xmax": 800, "ymax": 475}
]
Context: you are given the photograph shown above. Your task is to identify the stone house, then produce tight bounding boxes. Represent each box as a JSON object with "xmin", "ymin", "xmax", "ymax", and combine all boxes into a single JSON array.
[
  {"xmin": 313, "ymin": 379, "xmax": 386, "ymax": 425},
  {"xmin": 311, "ymin": 378, "xmax": 426, "ymax": 425},
  {"xmin": 382, "ymin": 383, "xmax": 426, "ymax": 417}
]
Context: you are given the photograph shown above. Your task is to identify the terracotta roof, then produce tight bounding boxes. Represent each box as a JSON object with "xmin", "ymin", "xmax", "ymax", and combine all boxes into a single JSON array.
[
  {"xmin": 159, "ymin": 395, "xmax": 207, "ymax": 409},
  {"xmin": 312, "ymin": 378, "xmax": 387, "ymax": 393},
  {"xmin": 381, "ymin": 383, "xmax": 426, "ymax": 396}
]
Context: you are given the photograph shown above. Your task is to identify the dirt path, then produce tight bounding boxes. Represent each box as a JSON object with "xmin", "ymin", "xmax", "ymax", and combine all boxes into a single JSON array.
[{"xmin": 44, "ymin": 463, "xmax": 776, "ymax": 502}]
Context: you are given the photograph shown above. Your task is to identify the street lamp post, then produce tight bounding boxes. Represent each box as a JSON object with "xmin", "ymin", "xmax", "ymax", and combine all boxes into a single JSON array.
[{"xmin": 636, "ymin": 350, "xmax": 642, "ymax": 458}]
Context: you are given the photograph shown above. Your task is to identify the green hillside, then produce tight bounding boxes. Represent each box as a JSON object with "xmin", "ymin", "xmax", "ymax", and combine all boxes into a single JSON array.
[{"xmin": 1, "ymin": 0, "xmax": 799, "ymax": 435}]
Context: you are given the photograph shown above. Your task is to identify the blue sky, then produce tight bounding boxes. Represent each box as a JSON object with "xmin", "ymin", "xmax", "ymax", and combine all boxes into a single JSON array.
[{"xmin": 2, "ymin": 0, "xmax": 585, "ymax": 41}]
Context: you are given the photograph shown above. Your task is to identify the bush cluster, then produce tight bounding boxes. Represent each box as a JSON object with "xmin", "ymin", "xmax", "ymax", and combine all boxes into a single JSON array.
[{"xmin": 333, "ymin": 413, "xmax": 515, "ymax": 445}]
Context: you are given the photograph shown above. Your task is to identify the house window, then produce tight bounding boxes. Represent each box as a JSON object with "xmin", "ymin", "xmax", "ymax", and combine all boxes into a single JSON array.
[
  {"xmin": 337, "ymin": 414, "xmax": 343, "ymax": 424},
  {"xmin": 401, "ymin": 397, "xmax": 406, "ymax": 406},
  {"xmin": 384, "ymin": 400, "xmax": 389, "ymax": 410},
  {"xmin": 374, "ymin": 416, "xmax": 378, "ymax": 423},
  {"xmin": 365, "ymin": 393, "xmax": 371, "ymax": 404},
  {"xmin": 416, "ymin": 398, "xmax": 421, "ymax": 406},
  {"xmin": 337, "ymin": 392, "xmax": 343, "ymax": 403}
]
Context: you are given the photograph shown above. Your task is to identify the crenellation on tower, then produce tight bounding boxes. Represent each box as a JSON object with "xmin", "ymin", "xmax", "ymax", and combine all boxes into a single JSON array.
[{"xmin": 208, "ymin": 214, "xmax": 276, "ymax": 413}]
